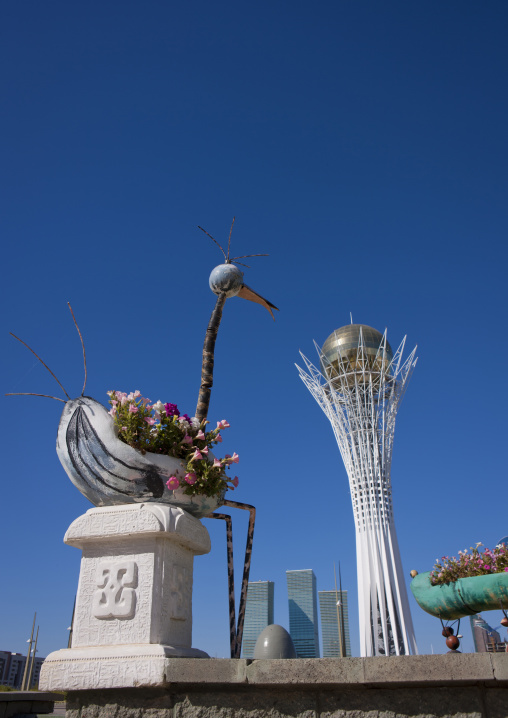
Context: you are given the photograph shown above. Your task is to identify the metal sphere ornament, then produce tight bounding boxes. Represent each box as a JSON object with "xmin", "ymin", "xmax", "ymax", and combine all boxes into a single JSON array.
[
  {"xmin": 446, "ymin": 635, "xmax": 460, "ymax": 651},
  {"xmin": 209, "ymin": 264, "xmax": 244, "ymax": 297}
]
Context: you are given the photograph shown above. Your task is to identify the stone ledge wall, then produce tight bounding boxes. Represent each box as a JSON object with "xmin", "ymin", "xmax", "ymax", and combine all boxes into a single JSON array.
[
  {"xmin": 66, "ymin": 654, "xmax": 508, "ymax": 718},
  {"xmin": 0, "ymin": 691, "xmax": 60, "ymax": 718}
]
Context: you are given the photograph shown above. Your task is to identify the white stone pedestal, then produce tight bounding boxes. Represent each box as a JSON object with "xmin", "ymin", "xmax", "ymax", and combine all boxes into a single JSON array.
[{"xmin": 40, "ymin": 503, "xmax": 211, "ymax": 690}]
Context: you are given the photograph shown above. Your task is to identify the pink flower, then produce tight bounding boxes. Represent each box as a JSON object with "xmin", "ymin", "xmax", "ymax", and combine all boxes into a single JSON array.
[
  {"xmin": 128, "ymin": 404, "xmax": 138, "ymax": 413},
  {"xmin": 217, "ymin": 420, "xmax": 230, "ymax": 429},
  {"xmin": 230, "ymin": 452, "xmax": 239, "ymax": 464},
  {"xmin": 213, "ymin": 458, "xmax": 222, "ymax": 468},
  {"xmin": 141, "ymin": 397, "xmax": 151, "ymax": 406},
  {"xmin": 185, "ymin": 472, "xmax": 197, "ymax": 485},
  {"xmin": 166, "ymin": 476, "xmax": 180, "ymax": 490},
  {"xmin": 122, "ymin": 426, "xmax": 127, "ymax": 431},
  {"xmin": 182, "ymin": 435, "xmax": 193, "ymax": 444},
  {"xmin": 196, "ymin": 430, "xmax": 206, "ymax": 440},
  {"xmin": 108, "ymin": 406, "xmax": 117, "ymax": 417},
  {"xmin": 201, "ymin": 446, "xmax": 209, "ymax": 455},
  {"xmin": 215, "ymin": 434, "xmax": 223, "ymax": 443},
  {"xmin": 111, "ymin": 400, "xmax": 118, "ymax": 406},
  {"xmin": 144, "ymin": 417, "xmax": 155, "ymax": 425},
  {"xmin": 191, "ymin": 449, "xmax": 203, "ymax": 461},
  {"xmin": 232, "ymin": 476, "xmax": 239, "ymax": 487}
]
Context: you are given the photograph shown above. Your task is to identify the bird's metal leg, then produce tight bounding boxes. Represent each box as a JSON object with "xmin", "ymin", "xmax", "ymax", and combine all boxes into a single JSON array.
[
  {"xmin": 205, "ymin": 501, "xmax": 256, "ymax": 659},
  {"xmin": 206, "ymin": 512, "xmax": 236, "ymax": 658},
  {"xmin": 223, "ymin": 500, "xmax": 256, "ymax": 658}
]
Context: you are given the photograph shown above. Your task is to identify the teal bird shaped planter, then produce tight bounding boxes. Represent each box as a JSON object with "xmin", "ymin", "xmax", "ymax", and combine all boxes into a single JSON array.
[{"xmin": 411, "ymin": 571, "xmax": 508, "ymax": 620}]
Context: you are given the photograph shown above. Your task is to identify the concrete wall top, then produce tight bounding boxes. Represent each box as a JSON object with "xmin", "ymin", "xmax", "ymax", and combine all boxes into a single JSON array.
[{"xmin": 162, "ymin": 654, "xmax": 508, "ymax": 688}]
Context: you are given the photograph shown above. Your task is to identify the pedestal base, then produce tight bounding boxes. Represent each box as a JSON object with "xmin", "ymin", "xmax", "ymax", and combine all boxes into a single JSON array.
[
  {"xmin": 40, "ymin": 644, "xmax": 209, "ymax": 690},
  {"xmin": 39, "ymin": 503, "xmax": 211, "ymax": 692}
]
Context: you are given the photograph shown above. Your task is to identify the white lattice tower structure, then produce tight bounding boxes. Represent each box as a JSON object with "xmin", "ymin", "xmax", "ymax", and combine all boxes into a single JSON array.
[{"xmin": 296, "ymin": 325, "xmax": 418, "ymax": 657}]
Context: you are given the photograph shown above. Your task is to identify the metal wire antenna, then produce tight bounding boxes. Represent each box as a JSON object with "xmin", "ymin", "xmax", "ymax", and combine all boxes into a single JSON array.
[
  {"xmin": 198, "ymin": 217, "xmax": 269, "ymax": 266},
  {"xmin": 8, "ymin": 332, "xmax": 71, "ymax": 400},
  {"xmin": 67, "ymin": 302, "xmax": 87, "ymax": 396}
]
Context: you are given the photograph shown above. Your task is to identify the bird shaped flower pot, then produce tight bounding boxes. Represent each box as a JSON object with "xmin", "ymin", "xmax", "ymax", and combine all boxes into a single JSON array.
[
  {"xmin": 56, "ymin": 397, "xmax": 224, "ymax": 518},
  {"xmin": 410, "ymin": 570, "xmax": 508, "ymax": 620}
]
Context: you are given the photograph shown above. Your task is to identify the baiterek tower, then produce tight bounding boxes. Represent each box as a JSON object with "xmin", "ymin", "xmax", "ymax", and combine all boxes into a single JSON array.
[{"xmin": 296, "ymin": 324, "xmax": 418, "ymax": 657}]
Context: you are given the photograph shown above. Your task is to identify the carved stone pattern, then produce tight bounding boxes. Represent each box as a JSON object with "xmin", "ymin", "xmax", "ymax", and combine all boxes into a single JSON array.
[
  {"xmin": 40, "ymin": 656, "xmax": 167, "ymax": 690},
  {"xmin": 170, "ymin": 564, "xmax": 190, "ymax": 621},
  {"xmin": 73, "ymin": 546, "xmax": 153, "ymax": 647},
  {"xmin": 156, "ymin": 541, "xmax": 193, "ymax": 646},
  {"xmin": 66, "ymin": 506, "xmax": 163, "ymax": 543},
  {"xmin": 92, "ymin": 560, "xmax": 138, "ymax": 619}
]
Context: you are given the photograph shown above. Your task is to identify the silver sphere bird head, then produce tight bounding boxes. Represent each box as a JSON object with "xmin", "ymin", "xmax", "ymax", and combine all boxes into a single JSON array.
[{"xmin": 209, "ymin": 263, "xmax": 244, "ymax": 298}]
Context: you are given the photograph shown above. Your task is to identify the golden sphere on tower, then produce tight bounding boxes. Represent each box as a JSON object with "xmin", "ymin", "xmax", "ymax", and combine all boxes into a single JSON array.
[{"xmin": 320, "ymin": 324, "xmax": 393, "ymax": 387}]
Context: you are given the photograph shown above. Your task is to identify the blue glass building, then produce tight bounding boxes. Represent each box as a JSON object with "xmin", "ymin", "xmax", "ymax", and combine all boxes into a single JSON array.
[
  {"xmin": 286, "ymin": 569, "xmax": 320, "ymax": 657},
  {"xmin": 318, "ymin": 590, "xmax": 351, "ymax": 657},
  {"xmin": 241, "ymin": 581, "xmax": 274, "ymax": 658}
]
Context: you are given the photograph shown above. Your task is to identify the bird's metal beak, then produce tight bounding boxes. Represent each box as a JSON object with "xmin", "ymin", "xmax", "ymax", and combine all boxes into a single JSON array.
[{"xmin": 237, "ymin": 284, "xmax": 279, "ymax": 320}]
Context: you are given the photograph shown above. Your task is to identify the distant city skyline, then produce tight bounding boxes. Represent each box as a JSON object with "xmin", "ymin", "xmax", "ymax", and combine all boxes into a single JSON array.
[{"xmin": 286, "ymin": 569, "xmax": 320, "ymax": 658}]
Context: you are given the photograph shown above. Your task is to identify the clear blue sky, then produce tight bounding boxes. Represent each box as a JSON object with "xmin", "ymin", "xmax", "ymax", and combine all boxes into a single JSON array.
[{"xmin": 1, "ymin": 1, "xmax": 507, "ymax": 659}]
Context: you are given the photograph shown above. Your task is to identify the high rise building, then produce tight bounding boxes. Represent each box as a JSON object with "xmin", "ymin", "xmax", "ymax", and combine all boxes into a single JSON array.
[
  {"xmin": 297, "ymin": 324, "xmax": 418, "ymax": 656},
  {"xmin": 0, "ymin": 651, "xmax": 44, "ymax": 689},
  {"xmin": 241, "ymin": 580, "xmax": 274, "ymax": 658},
  {"xmin": 470, "ymin": 615, "xmax": 506, "ymax": 653},
  {"xmin": 286, "ymin": 569, "xmax": 320, "ymax": 657},
  {"xmin": 318, "ymin": 590, "xmax": 351, "ymax": 657}
]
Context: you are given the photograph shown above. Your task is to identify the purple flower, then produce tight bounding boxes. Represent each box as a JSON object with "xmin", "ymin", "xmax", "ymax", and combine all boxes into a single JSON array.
[
  {"xmin": 164, "ymin": 403, "xmax": 179, "ymax": 416},
  {"xmin": 182, "ymin": 414, "xmax": 192, "ymax": 423}
]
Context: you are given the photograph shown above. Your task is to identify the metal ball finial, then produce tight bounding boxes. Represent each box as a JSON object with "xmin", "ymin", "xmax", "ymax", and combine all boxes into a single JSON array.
[{"xmin": 209, "ymin": 264, "xmax": 244, "ymax": 298}]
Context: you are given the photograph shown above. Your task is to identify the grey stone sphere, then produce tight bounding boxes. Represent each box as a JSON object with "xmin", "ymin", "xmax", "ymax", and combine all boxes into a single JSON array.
[
  {"xmin": 253, "ymin": 625, "xmax": 297, "ymax": 659},
  {"xmin": 209, "ymin": 263, "xmax": 244, "ymax": 297}
]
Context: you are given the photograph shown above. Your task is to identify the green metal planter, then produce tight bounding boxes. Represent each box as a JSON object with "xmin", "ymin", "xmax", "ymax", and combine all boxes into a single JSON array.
[{"xmin": 410, "ymin": 571, "xmax": 508, "ymax": 620}]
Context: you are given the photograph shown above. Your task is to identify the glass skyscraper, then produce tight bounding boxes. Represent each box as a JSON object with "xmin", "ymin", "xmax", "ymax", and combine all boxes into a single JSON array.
[
  {"xmin": 241, "ymin": 580, "xmax": 274, "ymax": 658},
  {"xmin": 318, "ymin": 590, "xmax": 351, "ymax": 657},
  {"xmin": 286, "ymin": 569, "xmax": 320, "ymax": 657}
]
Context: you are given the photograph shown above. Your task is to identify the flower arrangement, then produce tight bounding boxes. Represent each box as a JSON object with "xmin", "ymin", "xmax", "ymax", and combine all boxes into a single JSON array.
[
  {"xmin": 430, "ymin": 542, "xmax": 508, "ymax": 586},
  {"xmin": 107, "ymin": 390, "xmax": 239, "ymax": 498}
]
